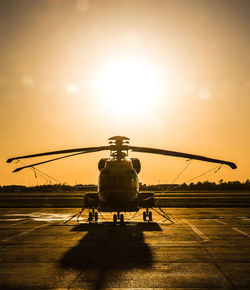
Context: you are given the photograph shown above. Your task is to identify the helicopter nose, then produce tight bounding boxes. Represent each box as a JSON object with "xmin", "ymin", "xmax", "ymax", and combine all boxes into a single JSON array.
[{"xmin": 106, "ymin": 190, "xmax": 131, "ymax": 203}]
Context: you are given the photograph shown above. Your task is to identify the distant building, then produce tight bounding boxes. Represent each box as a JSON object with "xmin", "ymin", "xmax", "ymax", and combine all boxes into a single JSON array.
[
  {"xmin": 139, "ymin": 183, "xmax": 178, "ymax": 191},
  {"xmin": 2, "ymin": 185, "xmax": 26, "ymax": 192},
  {"xmin": 156, "ymin": 184, "xmax": 178, "ymax": 190},
  {"xmin": 73, "ymin": 184, "xmax": 97, "ymax": 191}
]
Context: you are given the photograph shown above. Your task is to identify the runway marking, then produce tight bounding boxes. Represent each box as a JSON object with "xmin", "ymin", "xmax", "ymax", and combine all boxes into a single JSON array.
[
  {"xmin": 182, "ymin": 219, "xmax": 209, "ymax": 242},
  {"xmin": 0, "ymin": 218, "xmax": 24, "ymax": 222},
  {"xmin": 4, "ymin": 213, "xmax": 35, "ymax": 217},
  {"xmin": 213, "ymin": 219, "xmax": 227, "ymax": 225},
  {"xmin": 0, "ymin": 223, "xmax": 49, "ymax": 244},
  {"xmin": 3, "ymin": 212, "xmax": 72, "ymax": 222},
  {"xmin": 10, "ymin": 219, "xmax": 32, "ymax": 226},
  {"xmin": 232, "ymin": 227, "xmax": 250, "ymax": 238}
]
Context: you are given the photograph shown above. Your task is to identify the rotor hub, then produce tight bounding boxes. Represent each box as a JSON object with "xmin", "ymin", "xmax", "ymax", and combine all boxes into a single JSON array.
[{"xmin": 108, "ymin": 136, "xmax": 130, "ymax": 161}]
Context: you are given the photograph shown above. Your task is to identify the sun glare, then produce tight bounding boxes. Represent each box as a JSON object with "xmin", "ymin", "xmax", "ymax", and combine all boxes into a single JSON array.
[
  {"xmin": 66, "ymin": 84, "xmax": 79, "ymax": 94},
  {"xmin": 91, "ymin": 59, "xmax": 164, "ymax": 118}
]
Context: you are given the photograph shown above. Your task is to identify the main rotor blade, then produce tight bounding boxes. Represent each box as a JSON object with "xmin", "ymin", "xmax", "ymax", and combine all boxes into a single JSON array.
[
  {"xmin": 129, "ymin": 146, "xmax": 237, "ymax": 169},
  {"xmin": 7, "ymin": 146, "xmax": 110, "ymax": 163},
  {"xmin": 13, "ymin": 151, "xmax": 88, "ymax": 172}
]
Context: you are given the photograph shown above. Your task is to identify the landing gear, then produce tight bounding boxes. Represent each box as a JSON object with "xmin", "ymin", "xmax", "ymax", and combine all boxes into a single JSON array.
[
  {"xmin": 88, "ymin": 212, "xmax": 93, "ymax": 222},
  {"xmin": 143, "ymin": 208, "xmax": 153, "ymax": 222},
  {"xmin": 88, "ymin": 208, "xmax": 98, "ymax": 222},
  {"xmin": 113, "ymin": 212, "xmax": 124, "ymax": 224},
  {"xmin": 148, "ymin": 211, "xmax": 152, "ymax": 221}
]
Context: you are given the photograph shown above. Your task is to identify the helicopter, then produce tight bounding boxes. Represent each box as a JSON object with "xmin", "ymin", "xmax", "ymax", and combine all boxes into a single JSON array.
[{"xmin": 7, "ymin": 136, "xmax": 237, "ymax": 224}]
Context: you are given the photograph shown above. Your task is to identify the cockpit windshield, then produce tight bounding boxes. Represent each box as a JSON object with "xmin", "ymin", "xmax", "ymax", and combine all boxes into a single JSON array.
[{"xmin": 99, "ymin": 175, "xmax": 137, "ymax": 191}]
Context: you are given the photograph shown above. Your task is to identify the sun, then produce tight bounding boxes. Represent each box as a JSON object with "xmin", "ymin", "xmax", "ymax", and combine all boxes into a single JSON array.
[
  {"xmin": 66, "ymin": 84, "xmax": 79, "ymax": 94},
  {"xmin": 91, "ymin": 58, "xmax": 164, "ymax": 119}
]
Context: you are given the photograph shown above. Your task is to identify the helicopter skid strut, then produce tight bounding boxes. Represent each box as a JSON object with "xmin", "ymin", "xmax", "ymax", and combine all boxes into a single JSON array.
[{"xmin": 64, "ymin": 206, "xmax": 173, "ymax": 224}]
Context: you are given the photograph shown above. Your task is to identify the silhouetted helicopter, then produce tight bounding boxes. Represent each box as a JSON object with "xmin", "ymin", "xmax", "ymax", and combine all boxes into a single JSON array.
[{"xmin": 7, "ymin": 136, "xmax": 237, "ymax": 223}]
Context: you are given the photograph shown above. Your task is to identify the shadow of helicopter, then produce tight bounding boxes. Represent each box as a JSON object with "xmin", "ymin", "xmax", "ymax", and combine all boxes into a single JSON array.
[{"xmin": 59, "ymin": 222, "xmax": 162, "ymax": 289}]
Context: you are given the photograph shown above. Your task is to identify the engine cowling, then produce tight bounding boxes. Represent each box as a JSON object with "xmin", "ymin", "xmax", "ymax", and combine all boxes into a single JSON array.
[
  {"xmin": 131, "ymin": 158, "xmax": 141, "ymax": 173},
  {"xmin": 98, "ymin": 158, "xmax": 109, "ymax": 171}
]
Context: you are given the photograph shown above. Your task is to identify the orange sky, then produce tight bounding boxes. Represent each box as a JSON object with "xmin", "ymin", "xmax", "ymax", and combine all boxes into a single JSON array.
[{"xmin": 0, "ymin": 0, "xmax": 249, "ymax": 186}]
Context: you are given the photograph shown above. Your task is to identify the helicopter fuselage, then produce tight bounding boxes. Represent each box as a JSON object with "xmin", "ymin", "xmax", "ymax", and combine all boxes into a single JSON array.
[{"xmin": 97, "ymin": 159, "xmax": 140, "ymax": 211}]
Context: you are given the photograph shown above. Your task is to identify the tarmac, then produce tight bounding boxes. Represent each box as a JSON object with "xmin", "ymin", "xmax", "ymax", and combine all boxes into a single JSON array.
[
  {"xmin": 2, "ymin": 191, "xmax": 250, "ymax": 207},
  {"xmin": 1, "ymin": 206, "xmax": 250, "ymax": 289}
]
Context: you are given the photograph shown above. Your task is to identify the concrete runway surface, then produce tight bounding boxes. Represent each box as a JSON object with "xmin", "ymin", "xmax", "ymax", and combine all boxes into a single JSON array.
[{"xmin": 0, "ymin": 208, "xmax": 250, "ymax": 289}]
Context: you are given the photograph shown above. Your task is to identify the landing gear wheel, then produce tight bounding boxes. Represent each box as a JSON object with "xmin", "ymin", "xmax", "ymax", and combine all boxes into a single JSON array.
[
  {"xmin": 143, "ymin": 211, "xmax": 147, "ymax": 221},
  {"xmin": 113, "ymin": 213, "xmax": 117, "ymax": 223},
  {"xmin": 88, "ymin": 212, "xmax": 93, "ymax": 222},
  {"xmin": 148, "ymin": 211, "xmax": 153, "ymax": 221},
  {"xmin": 94, "ymin": 211, "xmax": 98, "ymax": 221},
  {"xmin": 120, "ymin": 213, "xmax": 124, "ymax": 224}
]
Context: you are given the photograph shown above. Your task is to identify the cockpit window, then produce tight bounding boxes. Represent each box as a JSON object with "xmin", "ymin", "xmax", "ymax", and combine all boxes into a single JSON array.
[{"xmin": 99, "ymin": 175, "xmax": 137, "ymax": 190}]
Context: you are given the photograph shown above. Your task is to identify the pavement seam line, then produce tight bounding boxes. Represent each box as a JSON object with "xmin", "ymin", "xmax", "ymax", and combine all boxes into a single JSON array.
[
  {"xmin": 9, "ymin": 219, "xmax": 33, "ymax": 226},
  {"xmin": 182, "ymin": 219, "xmax": 209, "ymax": 242},
  {"xmin": 0, "ymin": 223, "xmax": 49, "ymax": 244},
  {"xmin": 232, "ymin": 227, "xmax": 250, "ymax": 238},
  {"xmin": 213, "ymin": 219, "xmax": 227, "ymax": 225}
]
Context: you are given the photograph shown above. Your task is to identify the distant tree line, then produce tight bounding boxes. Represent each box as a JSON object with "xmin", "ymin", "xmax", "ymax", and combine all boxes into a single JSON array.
[
  {"xmin": 1, "ymin": 180, "xmax": 250, "ymax": 192},
  {"xmin": 0, "ymin": 184, "xmax": 97, "ymax": 193},
  {"xmin": 141, "ymin": 179, "xmax": 250, "ymax": 191}
]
